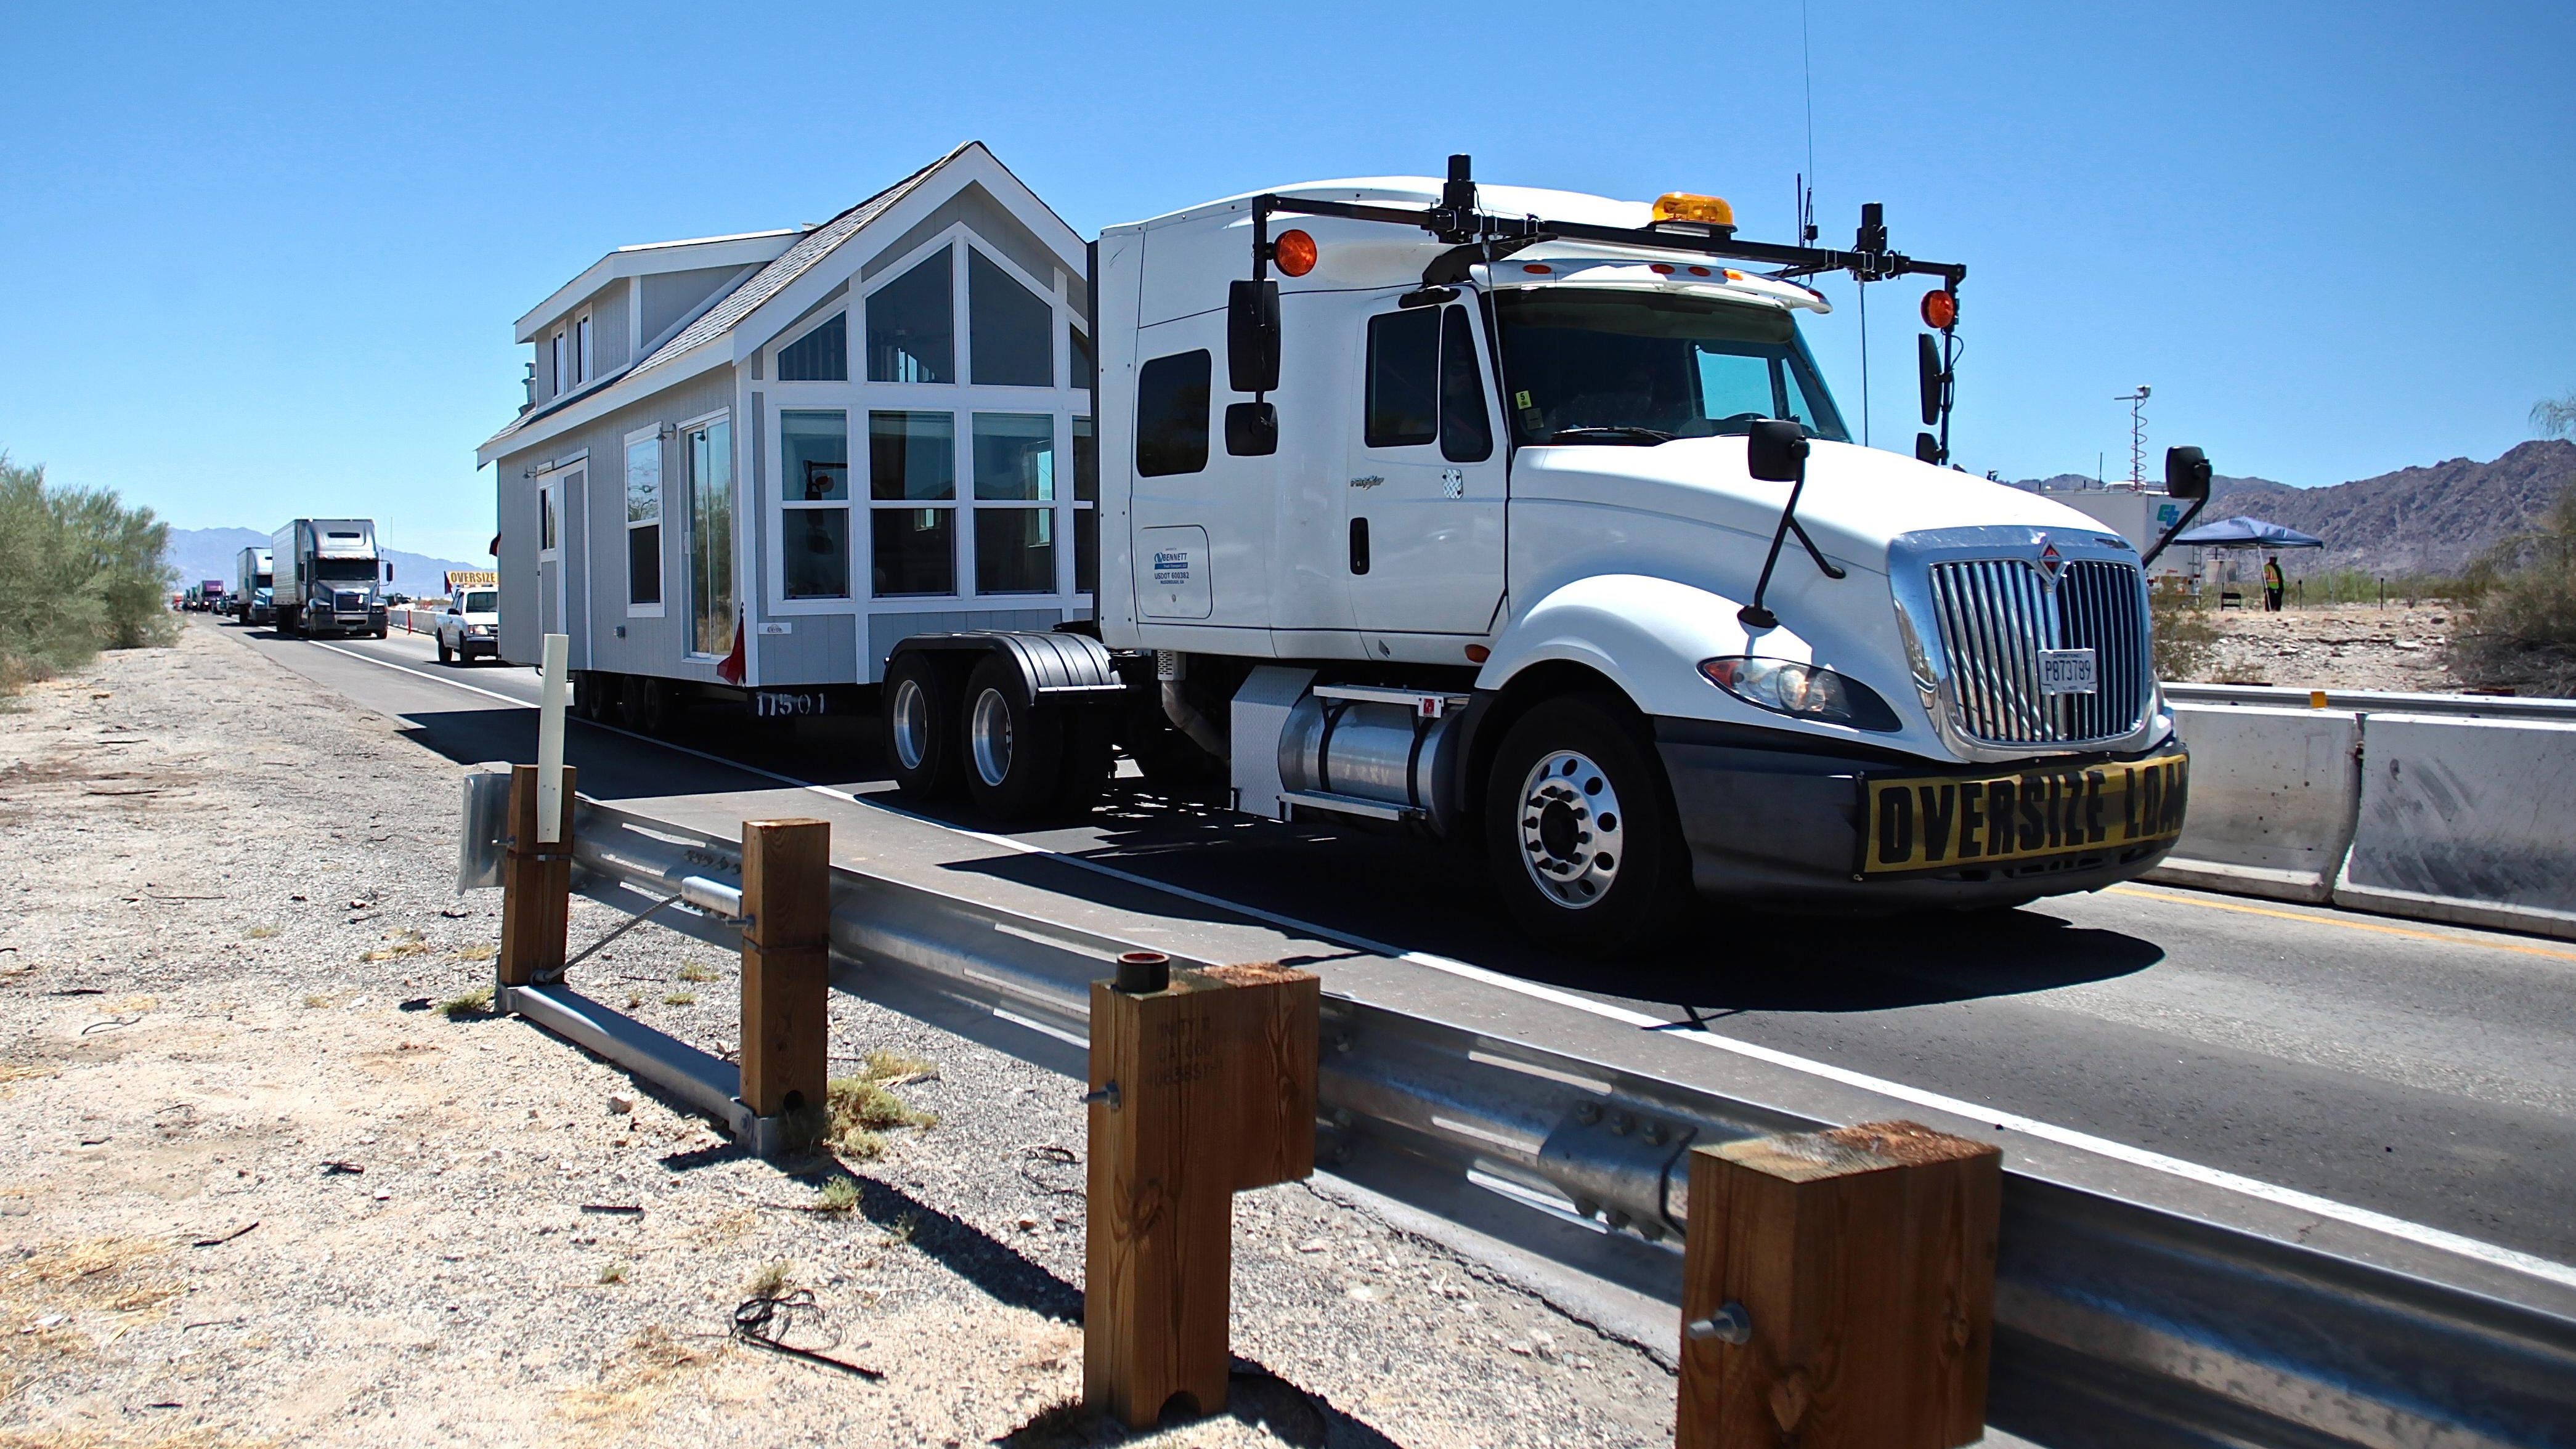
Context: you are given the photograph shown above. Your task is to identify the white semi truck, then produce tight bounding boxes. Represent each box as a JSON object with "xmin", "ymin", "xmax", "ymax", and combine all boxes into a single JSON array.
[
  {"xmin": 234, "ymin": 546, "xmax": 274, "ymax": 626},
  {"xmin": 271, "ymin": 519, "xmax": 391, "ymax": 638},
  {"xmin": 879, "ymin": 158, "xmax": 2208, "ymax": 953}
]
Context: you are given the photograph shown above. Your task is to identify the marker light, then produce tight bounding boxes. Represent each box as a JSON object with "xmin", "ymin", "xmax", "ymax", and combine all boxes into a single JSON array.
[
  {"xmin": 1274, "ymin": 229, "xmax": 1317, "ymax": 277},
  {"xmin": 1651, "ymin": 192, "xmax": 1737, "ymax": 227},
  {"xmin": 1699, "ymin": 657, "xmax": 1901, "ymax": 731},
  {"xmin": 1522, "ymin": 263, "xmax": 1552, "ymax": 274},
  {"xmin": 1920, "ymin": 288, "xmax": 1957, "ymax": 330}
]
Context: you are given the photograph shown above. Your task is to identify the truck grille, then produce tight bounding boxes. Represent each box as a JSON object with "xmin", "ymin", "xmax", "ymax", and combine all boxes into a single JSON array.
[
  {"xmin": 333, "ymin": 590, "xmax": 367, "ymax": 614},
  {"xmin": 1925, "ymin": 558, "xmax": 2149, "ymax": 746}
]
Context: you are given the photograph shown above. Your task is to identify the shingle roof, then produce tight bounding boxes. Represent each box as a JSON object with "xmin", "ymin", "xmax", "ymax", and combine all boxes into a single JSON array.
[{"xmin": 480, "ymin": 142, "xmax": 970, "ymax": 454}]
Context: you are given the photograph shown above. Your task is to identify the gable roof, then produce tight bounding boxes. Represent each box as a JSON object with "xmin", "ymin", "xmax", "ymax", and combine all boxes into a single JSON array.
[{"xmin": 481, "ymin": 141, "xmax": 1023, "ymax": 462}]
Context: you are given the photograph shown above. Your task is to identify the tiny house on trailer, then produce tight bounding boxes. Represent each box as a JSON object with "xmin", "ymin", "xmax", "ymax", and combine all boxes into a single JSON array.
[{"xmin": 474, "ymin": 142, "xmax": 1098, "ymax": 730}]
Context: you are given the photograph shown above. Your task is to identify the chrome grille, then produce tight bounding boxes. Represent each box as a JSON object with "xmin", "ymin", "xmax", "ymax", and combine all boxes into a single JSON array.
[
  {"xmin": 333, "ymin": 590, "xmax": 367, "ymax": 614},
  {"xmin": 1926, "ymin": 558, "xmax": 2148, "ymax": 746}
]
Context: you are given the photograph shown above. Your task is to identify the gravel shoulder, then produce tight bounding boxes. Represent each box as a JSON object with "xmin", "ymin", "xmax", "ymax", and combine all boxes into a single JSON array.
[
  {"xmin": 0, "ymin": 620, "xmax": 1678, "ymax": 1448},
  {"xmin": 2179, "ymin": 601, "xmax": 2468, "ymax": 691}
]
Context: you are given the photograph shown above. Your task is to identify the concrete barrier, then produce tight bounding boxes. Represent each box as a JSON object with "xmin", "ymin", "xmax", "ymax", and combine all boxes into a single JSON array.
[
  {"xmin": 2145, "ymin": 705, "xmax": 2361, "ymax": 903},
  {"xmin": 2333, "ymin": 714, "xmax": 2576, "ymax": 941}
]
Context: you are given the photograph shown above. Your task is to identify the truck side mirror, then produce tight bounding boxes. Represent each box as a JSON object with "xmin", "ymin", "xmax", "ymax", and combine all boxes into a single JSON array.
[
  {"xmin": 2165, "ymin": 445, "xmax": 2212, "ymax": 500},
  {"xmin": 384, "ymin": 561, "xmax": 395, "ymax": 582},
  {"xmin": 1917, "ymin": 333, "xmax": 1941, "ymax": 427},
  {"xmin": 1745, "ymin": 419, "xmax": 1809, "ymax": 482},
  {"xmin": 1228, "ymin": 279, "xmax": 1280, "ymax": 394}
]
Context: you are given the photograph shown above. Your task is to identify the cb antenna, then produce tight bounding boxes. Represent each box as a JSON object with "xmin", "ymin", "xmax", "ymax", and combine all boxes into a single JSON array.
[{"xmin": 2116, "ymin": 385, "xmax": 2151, "ymax": 489}]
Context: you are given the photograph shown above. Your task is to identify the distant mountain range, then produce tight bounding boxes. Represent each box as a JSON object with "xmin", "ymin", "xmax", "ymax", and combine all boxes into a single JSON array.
[
  {"xmin": 2010, "ymin": 439, "xmax": 2576, "ymax": 577},
  {"xmin": 163, "ymin": 527, "xmax": 485, "ymax": 598}
]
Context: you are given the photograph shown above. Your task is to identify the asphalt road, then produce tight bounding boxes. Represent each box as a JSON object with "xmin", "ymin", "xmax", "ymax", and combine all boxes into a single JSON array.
[{"xmin": 234, "ymin": 618, "xmax": 2576, "ymax": 1266}]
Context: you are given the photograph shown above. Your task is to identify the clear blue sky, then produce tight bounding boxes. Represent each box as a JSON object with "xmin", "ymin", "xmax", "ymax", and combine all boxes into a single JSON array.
[{"xmin": 2, "ymin": 1, "xmax": 2568, "ymax": 561}]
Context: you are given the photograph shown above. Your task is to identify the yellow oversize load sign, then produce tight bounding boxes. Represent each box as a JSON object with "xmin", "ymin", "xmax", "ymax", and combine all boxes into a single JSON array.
[{"xmin": 1864, "ymin": 753, "xmax": 2188, "ymax": 874}]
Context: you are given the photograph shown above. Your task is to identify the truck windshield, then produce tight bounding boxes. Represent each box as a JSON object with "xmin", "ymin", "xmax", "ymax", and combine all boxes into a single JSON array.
[
  {"xmin": 464, "ymin": 591, "xmax": 497, "ymax": 613},
  {"xmin": 315, "ymin": 559, "xmax": 378, "ymax": 582},
  {"xmin": 1493, "ymin": 288, "xmax": 1849, "ymax": 446}
]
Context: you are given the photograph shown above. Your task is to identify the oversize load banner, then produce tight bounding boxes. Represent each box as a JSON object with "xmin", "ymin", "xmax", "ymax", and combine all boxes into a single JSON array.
[{"xmin": 1864, "ymin": 753, "xmax": 2188, "ymax": 874}]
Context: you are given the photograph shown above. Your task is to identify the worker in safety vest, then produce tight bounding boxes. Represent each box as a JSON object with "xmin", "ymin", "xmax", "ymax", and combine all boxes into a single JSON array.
[{"xmin": 2263, "ymin": 554, "xmax": 2284, "ymax": 612}]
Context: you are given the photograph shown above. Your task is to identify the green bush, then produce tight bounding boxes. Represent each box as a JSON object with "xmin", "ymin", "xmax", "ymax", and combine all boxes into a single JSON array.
[
  {"xmin": 2149, "ymin": 577, "xmax": 2217, "ymax": 681},
  {"xmin": 2454, "ymin": 483, "xmax": 2576, "ymax": 697},
  {"xmin": 0, "ymin": 453, "xmax": 175, "ymax": 692}
]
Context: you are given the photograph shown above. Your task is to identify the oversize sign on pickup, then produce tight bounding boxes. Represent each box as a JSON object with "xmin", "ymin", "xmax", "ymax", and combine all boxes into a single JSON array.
[{"xmin": 1864, "ymin": 753, "xmax": 2188, "ymax": 874}]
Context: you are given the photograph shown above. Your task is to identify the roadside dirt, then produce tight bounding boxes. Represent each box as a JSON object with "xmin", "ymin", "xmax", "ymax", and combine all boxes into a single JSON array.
[
  {"xmin": 2179, "ymin": 602, "xmax": 2469, "ymax": 692},
  {"xmin": 0, "ymin": 621, "xmax": 1680, "ymax": 1448}
]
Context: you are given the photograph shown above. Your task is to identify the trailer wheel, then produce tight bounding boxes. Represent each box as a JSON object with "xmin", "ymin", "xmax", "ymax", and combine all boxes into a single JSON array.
[
  {"xmin": 624, "ymin": 676, "xmax": 673, "ymax": 736},
  {"xmin": 1484, "ymin": 695, "xmax": 1691, "ymax": 957},
  {"xmin": 882, "ymin": 652, "xmax": 964, "ymax": 800},
  {"xmin": 961, "ymin": 655, "xmax": 1063, "ymax": 821}
]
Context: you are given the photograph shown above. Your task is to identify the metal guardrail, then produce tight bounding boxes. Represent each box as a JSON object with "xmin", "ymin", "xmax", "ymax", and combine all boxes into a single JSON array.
[
  {"xmin": 503, "ymin": 791, "xmax": 2576, "ymax": 1448},
  {"xmin": 2165, "ymin": 681, "xmax": 2576, "ymax": 721}
]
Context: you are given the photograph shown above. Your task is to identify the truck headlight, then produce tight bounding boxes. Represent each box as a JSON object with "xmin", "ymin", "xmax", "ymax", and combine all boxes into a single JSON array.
[{"xmin": 1699, "ymin": 657, "xmax": 1901, "ymax": 731}]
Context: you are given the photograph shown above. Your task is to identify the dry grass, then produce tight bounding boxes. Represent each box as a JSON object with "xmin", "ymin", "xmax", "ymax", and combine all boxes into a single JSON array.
[
  {"xmin": 555, "ymin": 1325, "xmax": 715, "ymax": 1433},
  {"xmin": 813, "ymin": 1177, "xmax": 859, "ymax": 1213},
  {"xmin": 0, "ymin": 1062, "xmax": 55, "ymax": 1085},
  {"xmin": 821, "ymin": 1049, "xmax": 940, "ymax": 1159},
  {"xmin": 675, "ymin": 962, "xmax": 719, "ymax": 983},
  {"xmin": 452, "ymin": 941, "xmax": 497, "ymax": 963},
  {"xmin": 438, "ymin": 986, "xmax": 492, "ymax": 1019},
  {"xmin": 744, "ymin": 1260, "xmax": 793, "ymax": 1299},
  {"xmin": 2, "ymin": 1235, "xmax": 185, "ymax": 1398},
  {"xmin": 243, "ymin": 924, "xmax": 280, "ymax": 940},
  {"xmin": 661, "ymin": 991, "xmax": 695, "ymax": 1007},
  {"xmin": 358, "ymin": 930, "xmax": 429, "ymax": 964},
  {"xmin": 0, "ymin": 1429, "xmax": 280, "ymax": 1448},
  {"xmin": 301, "ymin": 994, "xmax": 334, "ymax": 1010}
]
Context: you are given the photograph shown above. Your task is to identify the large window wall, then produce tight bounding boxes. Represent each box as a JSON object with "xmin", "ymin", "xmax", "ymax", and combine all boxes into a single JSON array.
[{"xmin": 763, "ymin": 225, "xmax": 1092, "ymax": 614}]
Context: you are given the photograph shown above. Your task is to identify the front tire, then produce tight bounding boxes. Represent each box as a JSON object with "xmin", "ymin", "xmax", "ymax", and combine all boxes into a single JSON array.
[
  {"xmin": 961, "ymin": 655, "xmax": 1063, "ymax": 822},
  {"xmin": 437, "ymin": 637, "xmax": 453, "ymax": 664},
  {"xmin": 882, "ymin": 652, "xmax": 963, "ymax": 800},
  {"xmin": 1484, "ymin": 695, "xmax": 1692, "ymax": 957}
]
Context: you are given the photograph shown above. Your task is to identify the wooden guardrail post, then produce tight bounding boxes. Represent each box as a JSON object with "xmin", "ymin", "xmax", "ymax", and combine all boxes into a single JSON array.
[
  {"xmin": 739, "ymin": 818, "xmax": 831, "ymax": 1155},
  {"xmin": 497, "ymin": 762, "xmax": 577, "ymax": 992},
  {"xmin": 1678, "ymin": 1120, "xmax": 2001, "ymax": 1449},
  {"xmin": 1085, "ymin": 954, "xmax": 1318, "ymax": 1429}
]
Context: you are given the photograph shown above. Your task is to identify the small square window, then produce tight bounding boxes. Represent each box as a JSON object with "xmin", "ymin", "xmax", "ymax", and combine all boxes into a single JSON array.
[
  {"xmin": 867, "ymin": 248, "xmax": 954, "ymax": 384},
  {"xmin": 872, "ymin": 508, "xmax": 955, "ymax": 597}
]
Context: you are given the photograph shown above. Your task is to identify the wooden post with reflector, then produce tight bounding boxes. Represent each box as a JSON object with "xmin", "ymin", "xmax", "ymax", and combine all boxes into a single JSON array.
[
  {"xmin": 1677, "ymin": 1121, "xmax": 2001, "ymax": 1449},
  {"xmin": 1084, "ymin": 956, "xmax": 1318, "ymax": 1429},
  {"xmin": 737, "ymin": 818, "xmax": 830, "ymax": 1148},
  {"xmin": 497, "ymin": 762, "xmax": 576, "ymax": 991}
]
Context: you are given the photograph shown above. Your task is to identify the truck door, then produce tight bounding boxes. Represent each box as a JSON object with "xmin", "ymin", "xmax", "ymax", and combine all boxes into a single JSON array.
[{"xmin": 1344, "ymin": 299, "xmax": 1505, "ymax": 639}]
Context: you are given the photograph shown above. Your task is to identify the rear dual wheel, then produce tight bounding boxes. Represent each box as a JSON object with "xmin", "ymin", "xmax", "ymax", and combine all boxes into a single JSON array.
[{"xmin": 884, "ymin": 652, "xmax": 1108, "ymax": 821}]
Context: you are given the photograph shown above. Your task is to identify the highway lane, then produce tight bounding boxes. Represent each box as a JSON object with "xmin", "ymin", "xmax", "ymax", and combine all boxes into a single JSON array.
[{"xmin": 229, "ymin": 619, "xmax": 2576, "ymax": 1265}]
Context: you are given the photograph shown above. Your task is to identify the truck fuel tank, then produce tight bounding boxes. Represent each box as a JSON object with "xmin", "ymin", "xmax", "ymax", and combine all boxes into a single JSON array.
[{"xmin": 1276, "ymin": 684, "xmax": 1469, "ymax": 831}]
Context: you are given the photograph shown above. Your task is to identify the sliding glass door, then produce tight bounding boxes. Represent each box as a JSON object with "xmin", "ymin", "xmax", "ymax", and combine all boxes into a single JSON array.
[{"xmin": 685, "ymin": 418, "xmax": 736, "ymax": 657}]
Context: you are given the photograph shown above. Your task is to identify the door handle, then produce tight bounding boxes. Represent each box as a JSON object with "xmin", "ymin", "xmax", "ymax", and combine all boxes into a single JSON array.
[{"xmin": 1349, "ymin": 517, "xmax": 1370, "ymax": 575}]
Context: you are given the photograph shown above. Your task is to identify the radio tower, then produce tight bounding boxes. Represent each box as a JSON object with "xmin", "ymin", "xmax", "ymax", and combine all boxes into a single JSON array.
[{"xmin": 2115, "ymin": 386, "xmax": 2151, "ymax": 490}]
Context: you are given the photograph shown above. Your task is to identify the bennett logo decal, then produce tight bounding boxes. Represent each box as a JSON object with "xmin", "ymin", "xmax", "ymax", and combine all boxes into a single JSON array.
[
  {"xmin": 1152, "ymin": 548, "xmax": 1193, "ymax": 585},
  {"xmin": 1864, "ymin": 754, "xmax": 2188, "ymax": 874}
]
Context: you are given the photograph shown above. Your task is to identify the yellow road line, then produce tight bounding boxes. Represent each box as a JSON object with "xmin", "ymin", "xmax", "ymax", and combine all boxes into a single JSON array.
[{"xmin": 2106, "ymin": 886, "xmax": 2576, "ymax": 962}]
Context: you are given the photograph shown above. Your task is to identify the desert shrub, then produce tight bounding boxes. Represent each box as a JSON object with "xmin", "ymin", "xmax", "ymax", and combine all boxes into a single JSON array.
[
  {"xmin": 0, "ymin": 453, "xmax": 174, "ymax": 691},
  {"xmin": 2148, "ymin": 578, "xmax": 2217, "ymax": 681},
  {"xmin": 2453, "ymin": 483, "xmax": 2576, "ymax": 696}
]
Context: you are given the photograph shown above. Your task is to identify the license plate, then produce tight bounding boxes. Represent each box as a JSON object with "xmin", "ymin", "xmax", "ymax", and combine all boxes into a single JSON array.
[
  {"xmin": 2038, "ymin": 648, "xmax": 2097, "ymax": 696},
  {"xmin": 1861, "ymin": 753, "xmax": 2188, "ymax": 875}
]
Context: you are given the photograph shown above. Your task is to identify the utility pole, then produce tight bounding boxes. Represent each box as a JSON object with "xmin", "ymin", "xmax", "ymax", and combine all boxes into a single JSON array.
[{"xmin": 2116, "ymin": 386, "xmax": 2151, "ymax": 490}]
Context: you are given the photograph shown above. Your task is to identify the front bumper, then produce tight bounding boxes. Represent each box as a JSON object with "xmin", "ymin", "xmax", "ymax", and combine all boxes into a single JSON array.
[{"xmin": 1654, "ymin": 717, "xmax": 2186, "ymax": 912}]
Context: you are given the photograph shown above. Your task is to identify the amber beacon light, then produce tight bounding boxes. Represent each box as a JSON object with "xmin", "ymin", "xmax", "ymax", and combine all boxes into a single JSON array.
[
  {"xmin": 1650, "ymin": 192, "xmax": 1736, "ymax": 228},
  {"xmin": 1920, "ymin": 288, "xmax": 1958, "ymax": 330},
  {"xmin": 1273, "ymin": 229, "xmax": 1317, "ymax": 277}
]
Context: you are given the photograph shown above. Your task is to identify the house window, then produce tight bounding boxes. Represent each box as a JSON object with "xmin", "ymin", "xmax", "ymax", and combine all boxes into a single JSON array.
[
  {"xmin": 778, "ymin": 312, "xmax": 848, "ymax": 382},
  {"xmin": 1135, "ymin": 350, "xmax": 1210, "ymax": 477},
  {"xmin": 551, "ymin": 333, "xmax": 566, "ymax": 397},
  {"xmin": 780, "ymin": 410, "xmax": 850, "ymax": 600},
  {"xmin": 868, "ymin": 411, "xmax": 955, "ymax": 596},
  {"xmin": 972, "ymin": 413, "xmax": 1054, "ymax": 595},
  {"xmin": 1070, "ymin": 328, "xmax": 1095, "ymax": 392},
  {"xmin": 685, "ymin": 418, "xmax": 736, "ymax": 656},
  {"xmin": 577, "ymin": 314, "xmax": 594, "ymax": 384},
  {"xmin": 1073, "ymin": 416, "xmax": 1096, "ymax": 593},
  {"xmin": 1365, "ymin": 309, "xmax": 1440, "ymax": 448},
  {"xmin": 867, "ymin": 247, "xmax": 953, "ymax": 384},
  {"xmin": 538, "ymin": 481, "xmax": 558, "ymax": 553},
  {"xmin": 969, "ymin": 250, "xmax": 1052, "ymax": 388},
  {"xmin": 625, "ymin": 434, "xmax": 662, "ymax": 607}
]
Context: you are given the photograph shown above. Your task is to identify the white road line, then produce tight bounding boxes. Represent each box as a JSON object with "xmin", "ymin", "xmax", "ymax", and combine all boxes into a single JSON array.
[{"xmin": 299, "ymin": 634, "xmax": 2576, "ymax": 1291}]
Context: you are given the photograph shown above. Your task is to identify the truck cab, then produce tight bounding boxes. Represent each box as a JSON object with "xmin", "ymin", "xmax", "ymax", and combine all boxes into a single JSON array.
[{"xmin": 886, "ymin": 163, "xmax": 2196, "ymax": 954}]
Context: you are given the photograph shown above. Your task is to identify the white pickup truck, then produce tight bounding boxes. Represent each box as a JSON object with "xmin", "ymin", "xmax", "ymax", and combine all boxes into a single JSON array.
[
  {"xmin": 884, "ymin": 158, "xmax": 2204, "ymax": 954},
  {"xmin": 435, "ymin": 588, "xmax": 500, "ymax": 665}
]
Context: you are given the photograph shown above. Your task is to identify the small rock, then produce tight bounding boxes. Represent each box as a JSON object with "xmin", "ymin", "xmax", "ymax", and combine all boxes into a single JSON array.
[
  {"xmin": 1015, "ymin": 1216, "xmax": 1039, "ymax": 1232},
  {"xmin": 1295, "ymin": 1238, "xmax": 1329, "ymax": 1253},
  {"xmin": 372, "ymin": 1190, "xmax": 391, "ymax": 1201},
  {"xmin": 1506, "ymin": 1340, "xmax": 1532, "ymax": 1356},
  {"xmin": 607, "ymin": 1095, "xmax": 635, "ymax": 1116}
]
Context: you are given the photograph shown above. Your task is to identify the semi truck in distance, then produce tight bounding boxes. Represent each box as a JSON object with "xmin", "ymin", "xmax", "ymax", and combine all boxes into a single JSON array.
[
  {"xmin": 182, "ymin": 581, "xmax": 226, "ymax": 612},
  {"xmin": 879, "ymin": 156, "xmax": 2209, "ymax": 954},
  {"xmin": 234, "ymin": 546, "xmax": 275, "ymax": 626},
  {"xmin": 271, "ymin": 519, "xmax": 390, "ymax": 638}
]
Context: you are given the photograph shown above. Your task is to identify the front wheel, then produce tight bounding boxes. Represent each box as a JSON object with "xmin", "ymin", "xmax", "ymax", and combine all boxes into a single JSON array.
[
  {"xmin": 1483, "ymin": 695, "xmax": 1692, "ymax": 957},
  {"xmin": 437, "ymin": 638, "xmax": 453, "ymax": 664}
]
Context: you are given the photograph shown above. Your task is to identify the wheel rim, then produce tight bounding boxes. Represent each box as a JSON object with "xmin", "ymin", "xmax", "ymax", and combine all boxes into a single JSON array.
[
  {"xmin": 969, "ymin": 687, "xmax": 1014, "ymax": 787},
  {"xmin": 890, "ymin": 676, "xmax": 932, "ymax": 772},
  {"xmin": 1515, "ymin": 749, "xmax": 1626, "ymax": 911}
]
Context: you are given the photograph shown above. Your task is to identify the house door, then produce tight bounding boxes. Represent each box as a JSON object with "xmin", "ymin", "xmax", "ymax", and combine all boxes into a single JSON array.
[
  {"xmin": 683, "ymin": 419, "xmax": 737, "ymax": 658},
  {"xmin": 1343, "ymin": 298, "xmax": 1505, "ymax": 638}
]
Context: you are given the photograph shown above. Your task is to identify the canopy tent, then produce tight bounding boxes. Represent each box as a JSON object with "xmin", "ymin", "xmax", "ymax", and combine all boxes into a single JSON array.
[{"xmin": 2171, "ymin": 516, "xmax": 2325, "ymax": 550}]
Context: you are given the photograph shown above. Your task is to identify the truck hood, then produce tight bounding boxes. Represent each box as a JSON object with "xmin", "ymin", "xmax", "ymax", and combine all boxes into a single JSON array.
[{"xmin": 1512, "ymin": 437, "xmax": 2127, "ymax": 573}]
